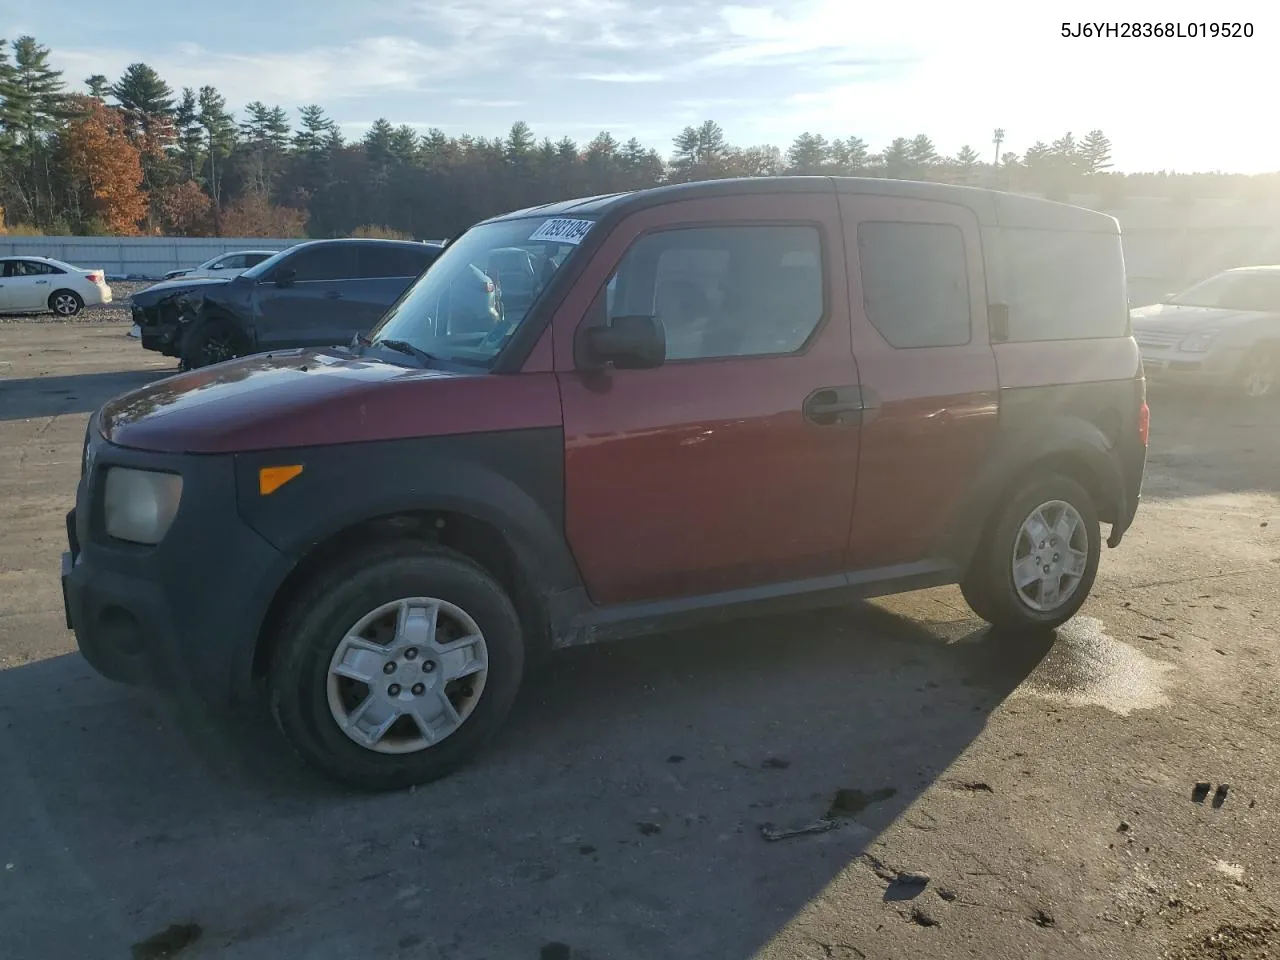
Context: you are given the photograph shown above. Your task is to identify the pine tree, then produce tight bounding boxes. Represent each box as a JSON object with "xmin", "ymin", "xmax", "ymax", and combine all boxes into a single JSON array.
[
  {"xmin": 908, "ymin": 134, "xmax": 938, "ymax": 169},
  {"xmin": 84, "ymin": 74, "xmax": 110, "ymax": 100},
  {"xmin": 174, "ymin": 87, "xmax": 204, "ymax": 181},
  {"xmin": 196, "ymin": 85, "xmax": 235, "ymax": 209},
  {"xmin": 363, "ymin": 118, "xmax": 395, "ymax": 165},
  {"xmin": 110, "ymin": 63, "xmax": 174, "ymax": 137},
  {"xmin": 786, "ymin": 132, "xmax": 829, "ymax": 174},
  {"xmin": 1079, "ymin": 129, "xmax": 1113, "ymax": 174}
]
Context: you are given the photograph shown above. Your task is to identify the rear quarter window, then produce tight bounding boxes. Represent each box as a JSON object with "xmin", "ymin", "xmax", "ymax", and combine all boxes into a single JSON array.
[
  {"xmin": 359, "ymin": 245, "xmax": 435, "ymax": 279},
  {"xmin": 1000, "ymin": 229, "xmax": 1128, "ymax": 341}
]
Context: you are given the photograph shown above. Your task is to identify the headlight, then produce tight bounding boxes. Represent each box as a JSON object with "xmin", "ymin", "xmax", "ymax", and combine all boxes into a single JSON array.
[
  {"xmin": 1178, "ymin": 331, "xmax": 1217, "ymax": 353},
  {"xmin": 103, "ymin": 467, "xmax": 183, "ymax": 544}
]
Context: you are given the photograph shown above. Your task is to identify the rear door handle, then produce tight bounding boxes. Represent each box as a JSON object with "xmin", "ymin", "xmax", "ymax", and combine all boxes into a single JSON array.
[
  {"xmin": 35, "ymin": 280, "xmax": 49, "ymax": 285},
  {"xmin": 803, "ymin": 385, "xmax": 865, "ymax": 426}
]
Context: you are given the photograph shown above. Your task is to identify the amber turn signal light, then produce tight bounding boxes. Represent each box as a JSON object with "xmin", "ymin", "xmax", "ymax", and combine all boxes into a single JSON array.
[{"xmin": 259, "ymin": 464, "xmax": 304, "ymax": 496}]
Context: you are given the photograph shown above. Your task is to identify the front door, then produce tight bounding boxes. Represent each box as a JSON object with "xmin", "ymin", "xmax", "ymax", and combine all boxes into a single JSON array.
[
  {"xmin": 838, "ymin": 194, "xmax": 1000, "ymax": 570},
  {"xmin": 254, "ymin": 243, "xmax": 360, "ymax": 349},
  {"xmin": 555, "ymin": 192, "xmax": 862, "ymax": 606}
]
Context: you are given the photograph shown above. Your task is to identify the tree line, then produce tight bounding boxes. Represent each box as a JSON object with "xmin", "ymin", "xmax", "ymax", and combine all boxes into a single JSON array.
[{"xmin": 0, "ymin": 34, "xmax": 1272, "ymax": 240}]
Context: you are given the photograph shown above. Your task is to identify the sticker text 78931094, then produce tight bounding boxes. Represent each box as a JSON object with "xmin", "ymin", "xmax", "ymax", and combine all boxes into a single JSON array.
[{"xmin": 528, "ymin": 218, "xmax": 594, "ymax": 245}]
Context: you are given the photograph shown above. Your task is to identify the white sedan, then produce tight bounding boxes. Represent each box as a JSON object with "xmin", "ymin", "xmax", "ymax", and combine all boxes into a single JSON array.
[
  {"xmin": 0, "ymin": 256, "xmax": 112, "ymax": 317},
  {"xmin": 162, "ymin": 250, "xmax": 278, "ymax": 281}
]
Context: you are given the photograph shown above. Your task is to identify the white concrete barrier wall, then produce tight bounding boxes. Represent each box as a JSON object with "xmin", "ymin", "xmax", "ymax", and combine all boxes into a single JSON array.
[{"xmin": 0, "ymin": 237, "xmax": 302, "ymax": 279}]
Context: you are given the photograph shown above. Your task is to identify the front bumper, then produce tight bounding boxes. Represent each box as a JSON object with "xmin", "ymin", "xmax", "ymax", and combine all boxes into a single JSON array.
[
  {"xmin": 61, "ymin": 427, "xmax": 289, "ymax": 704},
  {"xmin": 132, "ymin": 302, "xmax": 184, "ymax": 356},
  {"xmin": 1139, "ymin": 345, "xmax": 1243, "ymax": 388}
]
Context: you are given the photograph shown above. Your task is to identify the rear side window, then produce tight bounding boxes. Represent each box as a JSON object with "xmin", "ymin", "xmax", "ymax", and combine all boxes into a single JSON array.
[
  {"xmin": 358, "ymin": 245, "xmax": 435, "ymax": 279},
  {"xmin": 287, "ymin": 244, "xmax": 358, "ymax": 282},
  {"xmin": 607, "ymin": 224, "xmax": 825, "ymax": 360},
  {"xmin": 245, "ymin": 253, "xmax": 272, "ymax": 267},
  {"xmin": 857, "ymin": 221, "xmax": 971, "ymax": 348},
  {"xmin": 216, "ymin": 254, "xmax": 246, "ymax": 269},
  {"xmin": 1001, "ymin": 229, "xmax": 1128, "ymax": 341}
]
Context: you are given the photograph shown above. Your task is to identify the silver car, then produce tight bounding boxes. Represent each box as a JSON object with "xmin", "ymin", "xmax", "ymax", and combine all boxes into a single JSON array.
[{"xmin": 1131, "ymin": 266, "xmax": 1280, "ymax": 400}]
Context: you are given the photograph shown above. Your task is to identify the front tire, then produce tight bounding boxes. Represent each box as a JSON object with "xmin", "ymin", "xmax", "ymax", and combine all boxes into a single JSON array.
[
  {"xmin": 961, "ymin": 474, "xmax": 1101, "ymax": 632},
  {"xmin": 49, "ymin": 290, "xmax": 84, "ymax": 317},
  {"xmin": 269, "ymin": 542, "xmax": 525, "ymax": 791},
  {"xmin": 181, "ymin": 318, "xmax": 244, "ymax": 369},
  {"xmin": 1235, "ymin": 343, "xmax": 1277, "ymax": 401}
]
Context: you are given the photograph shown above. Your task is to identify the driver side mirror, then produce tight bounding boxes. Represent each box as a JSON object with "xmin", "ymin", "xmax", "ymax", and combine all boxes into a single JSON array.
[
  {"xmin": 273, "ymin": 266, "xmax": 297, "ymax": 287},
  {"xmin": 584, "ymin": 314, "xmax": 666, "ymax": 370}
]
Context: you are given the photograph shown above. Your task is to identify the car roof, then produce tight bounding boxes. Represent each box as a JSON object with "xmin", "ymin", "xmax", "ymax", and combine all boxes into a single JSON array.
[
  {"xmin": 2, "ymin": 254, "xmax": 78, "ymax": 268},
  {"xmin": 477, "ymin": 176, "xmax": 1117, "ymax": 234}
]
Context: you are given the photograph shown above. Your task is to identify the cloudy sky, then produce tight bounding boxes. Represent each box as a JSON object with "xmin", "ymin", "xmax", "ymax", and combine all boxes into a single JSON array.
[{"xmin": 7, "ymin": 0, "xmax": 1278, "ymax": 172}]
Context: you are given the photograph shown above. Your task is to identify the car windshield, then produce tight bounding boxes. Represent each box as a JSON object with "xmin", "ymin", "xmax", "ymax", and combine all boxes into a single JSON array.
[
  {"xmin": 1169, "ymin": 272, "xmax": 1280, "ymax": 312},
  {"xmin": 368, "ymin": 216, "xmax": 592, "ymax": 367}
]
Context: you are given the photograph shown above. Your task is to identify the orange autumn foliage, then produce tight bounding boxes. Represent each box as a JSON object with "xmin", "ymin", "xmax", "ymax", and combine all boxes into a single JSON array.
[{"xmin": 57, "ymin": 96, "xmax": 148, "ymax": 234}]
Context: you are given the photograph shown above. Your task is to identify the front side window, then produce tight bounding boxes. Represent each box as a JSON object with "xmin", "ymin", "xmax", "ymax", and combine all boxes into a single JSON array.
[
  {"xmin": 13, "ymin": 260, "xmax": 59, "ymax": 276},
  {"xmin": 605, "ymin": 224, "xmax": 824, "ymax": 360},
  {"xmin": 216, "ymin": 254, "xmax": 246, "ymax": 270},
  {"xmin": 369, "ymin": 217, "xmax": 589, "ymax": 367},
  {"xmin": 287, "ymin": 244, "xmax": 359, "ymax": 282},
  {"xmin": 858, "ymin": 221, "xmax": 971, "ymax": 348}
]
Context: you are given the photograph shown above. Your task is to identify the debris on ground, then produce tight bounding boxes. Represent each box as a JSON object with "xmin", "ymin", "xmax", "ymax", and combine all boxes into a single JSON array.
[
  {"xmin": 760, "ymin": 818, "xmax": 841, "ymax": 842},
  {"xmin": 909, "ymin": 905, "xmax": 940, "ymax": 927},
  {"xmin": 1163, "ymin": 919, "xmax": 1279, "ymax": 960},
  {"xmin": 666, "ymin": 755, "xmax": 685, "ymax": 764},
  {"xmin": 860, "ymin": 853, "xmax": 899, "ymax": 882},
  {"xmin": 937, "ymin": 887, "xmax": 958, "ymax": 902},
  {"xmin": 827, "ymin": 787, "xmax": 897, "ymax": 819},
  {"xmin": 131, "ymin": 923, "xmax": 203, "ymax": 960},
  {"xmin": 1213, "ymin": 784, "xmax": 1230, "ymax": 808},
  {"xmin": 895, "ymin": 871, "xmax": 931, "ymax": 888},
  {"xmin": 1032, "ymin": 909, "xmax": 1056, "ymax": 928},
  {"xmin": 636, "ymin": 821, "xmax": 662, "ymax": 836},
  {"xmin": 761, "ymin": 756, "xmax": 791, "ymax": 769},
  {"xmin": 1193, "ymin": 782, "xmax": 1212, "ymax": 803},
  {"xmin": 540, "ymin": 942, "xmax": 573, "ymax": 960},
  {"xmin": 955, "ymin": 781, "xmax": 995, "ymax": 793},
  {"xmin": 1119, "ymin": 821, "xmax": 1132, "ymax": 833}
]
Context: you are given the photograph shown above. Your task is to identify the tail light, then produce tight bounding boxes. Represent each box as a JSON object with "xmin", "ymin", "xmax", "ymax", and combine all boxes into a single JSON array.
[
  {"xmin": 1138, "ymin": 401, "xmax": 1150, "ymax": 446},
  {"xmin": 86, "ymin": 271, "xmax": 103, "ymax": 284}
]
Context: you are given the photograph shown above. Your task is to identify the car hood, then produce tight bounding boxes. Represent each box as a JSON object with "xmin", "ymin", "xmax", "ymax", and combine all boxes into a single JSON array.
[
  {"xmin": 131, "ymin": 277, "xmax": 235, "ymax": 305},
  {"xmin": 1129, "ymin": 303, "xmax": 1270, "ymax": 332},
  {"xmin": 98, "ymin": 348, "xmax": 562, "ymax": 454}
]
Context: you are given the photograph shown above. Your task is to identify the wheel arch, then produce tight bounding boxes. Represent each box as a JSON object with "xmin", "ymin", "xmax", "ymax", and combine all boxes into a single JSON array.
[
  {"xmin": 941, "ymin": 416, "xmax": 1125, "ymax": 571},
  {"xmin": 250, "ymin": 507, "xmax": 556, "ymax": 685}
]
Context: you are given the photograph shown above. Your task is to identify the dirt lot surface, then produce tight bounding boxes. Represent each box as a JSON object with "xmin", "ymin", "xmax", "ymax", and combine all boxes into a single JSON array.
[{"xmin": 1, "ymin": 322, "xmax": 1278, "ymax": 960}]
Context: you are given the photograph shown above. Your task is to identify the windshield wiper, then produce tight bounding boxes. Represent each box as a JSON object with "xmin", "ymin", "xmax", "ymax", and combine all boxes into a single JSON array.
[{"xmin": 376, "ymin": 338, "xmax": 438, "ymax": 366}]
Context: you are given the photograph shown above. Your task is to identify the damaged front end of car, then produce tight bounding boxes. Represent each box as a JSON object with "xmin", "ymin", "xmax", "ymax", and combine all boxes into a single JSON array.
[{"xmin": 132, "ymin": 283, "xmax": 223, "ymax": 358}]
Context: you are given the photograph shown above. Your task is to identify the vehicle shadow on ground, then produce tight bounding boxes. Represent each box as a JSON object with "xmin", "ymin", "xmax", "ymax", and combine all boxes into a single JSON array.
[
  {"xmin": 1144, "ymin": 385, "xmax": 1280, "ymax": 499},
  {"xmin": 0, "ymin": 601, "xmax": 1051, "ymax": 960},
  {"xmin": 0, "ymin": 369, "xmax": 171, "ymax": 421}
]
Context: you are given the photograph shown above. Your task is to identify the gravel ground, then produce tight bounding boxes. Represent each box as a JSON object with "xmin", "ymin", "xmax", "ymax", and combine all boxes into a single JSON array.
[
  {"xmin": 1, "ymin": 324, "xmax": 1279, "ymax": 960},
  {"xmin": 0, "ymin": 280, "xmax": 149, "ymax": 325}
]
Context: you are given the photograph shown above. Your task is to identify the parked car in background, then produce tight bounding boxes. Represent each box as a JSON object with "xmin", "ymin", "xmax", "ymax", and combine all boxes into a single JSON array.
[
  {"xmin": 0, "ymin": 256, "xmax": 112, "ymax": 317},
  {"xmin": 63, "ymin": 177, "xmax": 1147, "ymax": 790},
  {"xmin": 1132, "ymin": 265, "xmax": 1280, "ymax": 400},
  {"xmin": 131, "ymin": 238, "xmax": 445, "ymax": 369},
  {"xmin": 162, "ymin": 250, "xmax": 279, "ymax": 282}
]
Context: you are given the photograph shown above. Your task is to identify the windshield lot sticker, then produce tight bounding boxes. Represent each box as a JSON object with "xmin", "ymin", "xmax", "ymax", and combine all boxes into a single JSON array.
[{"xmin": 529, "ymin": 218, "xmax": 593, "ymax": 244}]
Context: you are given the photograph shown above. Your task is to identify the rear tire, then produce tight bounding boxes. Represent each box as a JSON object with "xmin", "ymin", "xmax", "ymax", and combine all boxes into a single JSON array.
[
  {"xmin": 182, "ymin": 318, "xmax": 244, "ymax": 369},
  {"xmin": 49, "ymin": 290, "xmax": 84, "ymax": 317},
  {"xmin": 269, "ymin": 542, "xmax": 525, "ymax": 791},
  {"xmin": 960, "ymin": 474, "xmax": 1101, "ymax": 632}
]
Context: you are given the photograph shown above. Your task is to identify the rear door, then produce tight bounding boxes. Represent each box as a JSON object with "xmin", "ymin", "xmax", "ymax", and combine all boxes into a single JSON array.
[
  {"xmin": 838, "ymin": 194, "xmax": 999, "ymax": 570},
  {"xmin": 254, "ymin": 243, "xmax": 359, "ymax": 349},
  {"xmin": 554, "ymin": 192, "xmax": 862, "ymax": 606}
]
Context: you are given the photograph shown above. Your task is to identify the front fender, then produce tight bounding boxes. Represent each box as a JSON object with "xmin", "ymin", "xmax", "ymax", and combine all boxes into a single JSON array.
[{"xmin": 233, "ymin": 430, "xmax": 579, "ymax": 598}]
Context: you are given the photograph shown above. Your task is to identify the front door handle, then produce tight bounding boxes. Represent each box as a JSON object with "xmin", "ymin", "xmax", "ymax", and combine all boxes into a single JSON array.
[
  {"xmin": 35, "ymin": 279, "xmax": 49, "ymax": 285},
  {"xmin": 325, "ymin": 290, "xmax": 342, "ymax": 299},
  {"xmin": 803, "ymin": 385, "xmax": 865, "ymax": 426}
]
